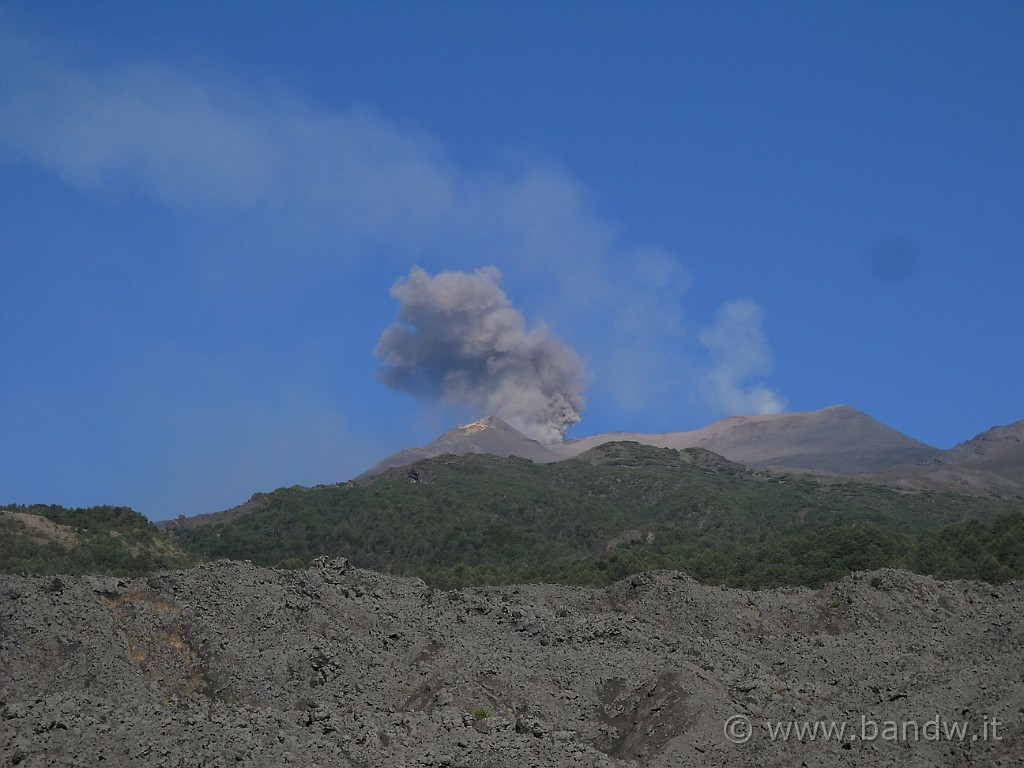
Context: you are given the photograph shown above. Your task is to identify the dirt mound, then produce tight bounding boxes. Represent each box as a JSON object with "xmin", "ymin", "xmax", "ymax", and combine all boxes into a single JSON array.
[{"xmin": 1, "ymin": 562, "xmax": 1020, "ymax": 766}]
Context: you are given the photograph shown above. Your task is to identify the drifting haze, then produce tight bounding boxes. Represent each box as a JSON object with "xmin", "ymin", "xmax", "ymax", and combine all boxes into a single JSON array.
[
  {"xmin": 375, "ymin": 267, "xmax": 586, "ymax": 443},
  {"xmin": 0, "ymin": 31, "xmax": 784, "ymax": 425},
  {"xmin": 699, "ymin": 300, "xmax": 786, "ymax": 416},
  {"xmin": 0, "ymin": 8, "xmax": 836, "ymax": 518}
]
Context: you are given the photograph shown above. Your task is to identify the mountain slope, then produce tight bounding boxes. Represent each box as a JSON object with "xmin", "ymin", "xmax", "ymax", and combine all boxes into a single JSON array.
[
  {"xmin": 1, "ymin": 504, "xmax": 195, "ymax": 575},
  {"xmin": 358, "ymin": 416, "xmax": 562, "ymax": 479},
  {"xmin": 546, "ymin": 405, "xmax": 939, "ymax": 473},
  {"xmin": 873, "ymin": 419, "xmax": 1024, "ymax": 496},
  {"xmin": 173, "ymin": 407, "xmax": 1007, "ymax": 534},
  {"xmin": 172, "ymin": 442, "xmax": 1024, "ymax": 589},
  {"xmin": 358, "ymin": 406, "xmax": 940, "ymax": 479},
  {"xmin": 931, "ymin": 419, "xmax": 1024, "ymax": 480}
]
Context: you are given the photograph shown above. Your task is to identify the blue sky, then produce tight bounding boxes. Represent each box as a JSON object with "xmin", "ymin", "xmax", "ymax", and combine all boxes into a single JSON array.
[{"xmin": 1, "ymin": 1, "xmax": 1021, "ymax": 520}]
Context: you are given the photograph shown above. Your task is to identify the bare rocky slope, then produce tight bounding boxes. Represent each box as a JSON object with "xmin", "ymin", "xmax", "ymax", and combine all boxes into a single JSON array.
[
  {"xmin": 358, "ymin": 406, "xmax": 941, "ymax": 481},
  {"xmin": 2, "ymin": 560, "xmax": 1021, "ymax": 767},
  {"xmin": 348, "ymin": 407, "xmax": 1023, "ymax": 501},
  {"xmin": 357, "ymin": 416, "xmax": 563, "ymax": 480},
  {"xmin": 874, "ymin": 420, "xmax": 1024, "ymax": 496},
  {"xmin": 547, "ymin": 405, "xmax": 941, "ymax": 474}
]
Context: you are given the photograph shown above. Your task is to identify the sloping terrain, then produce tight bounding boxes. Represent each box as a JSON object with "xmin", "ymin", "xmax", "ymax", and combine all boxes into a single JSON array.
[
  {"xmin": 170, "ymin": 408, "xmax": 1018, "ymax": 536},
  {"xmin": 873, "ymin": 420, "xmax": 1024, "ymax": 496},
  {"xmin": 936, "ymin": 419, "xmax": 1024, "ymax": 473},
  {"xmin": 169, "ymin": 442, "xmax": 1024, "ymax": 589},
  {"xmin": 361, "ymin": 407, "xmax": 941, "ymax": 479},
  {"xmin": 359, "ymin": 416, "xmax": 563, "ymax": 479},
  {"xmin": 548, "ymin": 405, "xmax": 941, "ymax": 473},
  {"xmin": 159, "ymin": 492, "xmax": 274, "ymax": 532},
  {"xmin": 1, "ymin": 560, "xmax": 1020, "ymax": 767},
  {"xmin": 1, "ymin": 510, "xmax": 78, "ymax": 548},
  {"xmin": 0, "ymin": 505, "xmax": 195, "ymax": 576}
]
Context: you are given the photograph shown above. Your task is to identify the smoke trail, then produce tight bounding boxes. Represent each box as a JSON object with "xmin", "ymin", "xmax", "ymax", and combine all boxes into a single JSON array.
[
  {"xmin": 375, "ymin": 267, "xmax": 586, "ymax": 442},
  {"xmin": 698, "ymin": 300, "xmax": 786, "ymax": 415}
]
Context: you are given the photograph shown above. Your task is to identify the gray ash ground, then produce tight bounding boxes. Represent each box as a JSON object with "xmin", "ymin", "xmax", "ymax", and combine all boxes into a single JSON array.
[{"xmin": 2, "ymin": 560, "xmax": 1021, "ymax": 767}]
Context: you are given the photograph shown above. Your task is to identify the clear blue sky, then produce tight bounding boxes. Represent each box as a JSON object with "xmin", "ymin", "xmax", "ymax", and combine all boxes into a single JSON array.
[{"xmin": 2, "ymin": 1, "xmax": 1021, "ymax": 520}]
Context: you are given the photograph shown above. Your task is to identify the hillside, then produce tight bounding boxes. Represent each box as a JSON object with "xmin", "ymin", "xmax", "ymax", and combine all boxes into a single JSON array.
[
  {"xmin": 873, "ymin": 419, "xmax": 1024, "ymax": 495},
  {"xmin": 1, "ymin": 561, "xmax": 1020, "ymax": 767},
  {"xmin": 549, "ymin": 405, "xmax": 941, "ymax": 473},
  {"xmin": 359, "ymin": 406, "xmax": 941, "ymax": 479},
  {"xmin": 171, "ymin": 442, "xmax": 1024, "ymax": 589},
  {"xmin": 358, "ymin": 416, "xmax": 563, "ymax": 479},
  {"xmin": 0, "ymin": 504, "xmax": 196, "ymax": 576},
  {"xmin": 936, "ymin": 419, "xmax": 1024, "ymax": 470},
  {"xmin": 352, "ymin": 407, "xmax": 1022, "ymax": 498}
]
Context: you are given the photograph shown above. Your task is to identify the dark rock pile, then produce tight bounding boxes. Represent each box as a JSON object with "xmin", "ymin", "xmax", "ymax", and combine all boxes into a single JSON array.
[{"xmin": 1, "ymin": 559, "xmax": 1020, "ymax": 766}]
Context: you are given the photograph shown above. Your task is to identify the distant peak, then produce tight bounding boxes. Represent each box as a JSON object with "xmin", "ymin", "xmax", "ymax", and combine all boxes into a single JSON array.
[
  {"xmin": 811, "ymin": 405, "xmax": 874, "ymax": 421},
  {"xmin": 821, "ymin": 404, "xmax": 859, "ymax": 414}
]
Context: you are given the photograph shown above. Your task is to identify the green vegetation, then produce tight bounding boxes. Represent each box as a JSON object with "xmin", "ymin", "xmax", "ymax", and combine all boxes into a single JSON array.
[
  {"xmin": 472, "ymin": 706, "xmax": 491, "ymax": 722},
  {"xmin": 169, "ymin": 442, "xmax": 1024, "ymax": 589},
  {"xmin": 6, "ymin": 444, "xmax": 1021, "ymax": 587},
  {"xmin": 0, "ymin": 503, "xmax": 196, "ymax": 576}
]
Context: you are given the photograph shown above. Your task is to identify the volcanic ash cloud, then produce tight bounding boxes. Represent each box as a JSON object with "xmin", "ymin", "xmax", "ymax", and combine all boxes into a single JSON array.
[{"xmin": 375, "ymin": 267, "xmax": 586, "ymax": 443}]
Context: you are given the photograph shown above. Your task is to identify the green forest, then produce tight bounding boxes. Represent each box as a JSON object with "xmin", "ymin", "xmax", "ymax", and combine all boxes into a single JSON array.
[
  {"xmin": 3, "ymin": 443, "xmax": 1022, "ymax": 588},
  {"xmin": 171, "ymin": 443, "xmax": 1024, "ymax": 589}
]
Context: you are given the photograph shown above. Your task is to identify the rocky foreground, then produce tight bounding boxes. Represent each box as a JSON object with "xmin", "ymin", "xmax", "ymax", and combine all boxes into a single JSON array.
[{"xmin": 1, "ymin": 560, "xmax": 1021, "ymax": 767}]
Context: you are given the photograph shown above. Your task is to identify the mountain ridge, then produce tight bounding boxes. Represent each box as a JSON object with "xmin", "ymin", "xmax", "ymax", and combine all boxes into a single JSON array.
[
  {"xmin": 356, "ymin": 416, "xmax": 563, "ymax": 480},
  {"xmin": 545, "ymin": 405, "xmax": 940, "ymax": 473},
  {"xmin": 167, "ymin": 439, "xmax": 1024, "ymax": 590},
  {"xmin": 872, "ymin": 419, "xmax": 1024, "ymax": 495},
  {"xmin": 359, "ymin": 405, "xmax": 944, "ymax": 480},
  {"xmin": 347, "ymin": 405, "xmax": 1022, "ymax": 502},
  {"xmin": 161, "ymin": 407, "xmax": 1022, "ymax": 530}
]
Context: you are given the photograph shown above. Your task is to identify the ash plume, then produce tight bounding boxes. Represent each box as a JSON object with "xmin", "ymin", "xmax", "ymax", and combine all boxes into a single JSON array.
[{"xmin": 375, "ymin": 267, "xmax": 586, "ymax": 442}]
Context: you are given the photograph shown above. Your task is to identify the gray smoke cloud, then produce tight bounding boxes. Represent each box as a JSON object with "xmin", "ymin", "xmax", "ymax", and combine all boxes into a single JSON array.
[{"xmin": 375, "ymin": 267, "xmax": 586, "ymax": 443}]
